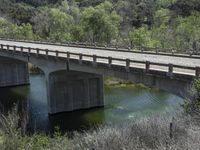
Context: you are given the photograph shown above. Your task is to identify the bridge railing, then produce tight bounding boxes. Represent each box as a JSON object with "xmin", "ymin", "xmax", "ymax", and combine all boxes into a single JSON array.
[
  {"xmin": 1, "ymin": 44, "xmax": 200, "ymax": 78},
  {"xmin": 0, "ymin": 38, "xmax": 200, "ymax": 59}
]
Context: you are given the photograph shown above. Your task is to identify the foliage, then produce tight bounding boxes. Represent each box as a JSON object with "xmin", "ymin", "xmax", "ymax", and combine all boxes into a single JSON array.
[
  {"xmin": 0, "ymin": 0, "xmax": 200, "ymax": 51},
  {"xmin": 80, "ymin": 1, "xmax": 121, "ymax": 43},
  {"xmin": 0, "ymin": 18, "xmax": 34, "ymax": 40},
  {"xmin": 184, "ymin": 79, "xmax": 200, "ymax": 115},
  {"xmin": 0, "ymin": 107, "xmax": 71, "ymax": 150},
  {"xmin": 195, "ymin": 79, "xmax": 200, "ymax": 94}
]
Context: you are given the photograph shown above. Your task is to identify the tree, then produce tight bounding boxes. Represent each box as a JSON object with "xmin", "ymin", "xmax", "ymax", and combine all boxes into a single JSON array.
[
  {"xmin": 80, "ymin": 1, "xmax": 121, "ymax": 43},
  {"xmin": 170, "ymin": 0, "xmax": 200, "ymax": 16},
  {"xmin": 9, "ymin": 3, "xmax": 35, "ymax": 24},
  {"xmin": 0, "ymin": 18, "xmax": 34, "ymax": 40},
  {"xmin": 128, "ymin": 26, "xmax": 160, "ymax": 48},
  {"xmin": 48, "ymin": 8, "xmax": 74, "ymax": 42},
  {"xmin": 175, "ymin": 11, "xmax": 200, "ymax": 51},
  {"xmin": 31, "ymin": 7, "xmax": 51, "ymax": 39}
]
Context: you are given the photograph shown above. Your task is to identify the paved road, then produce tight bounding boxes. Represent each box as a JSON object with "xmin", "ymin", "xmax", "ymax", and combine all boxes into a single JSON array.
[{"xmin": 0, "ymin": 40, "xmax": 199, "ymax": 76}]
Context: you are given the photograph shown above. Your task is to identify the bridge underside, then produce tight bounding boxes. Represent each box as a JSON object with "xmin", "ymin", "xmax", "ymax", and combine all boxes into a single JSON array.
[
  {"xmin": 0, "ymin": 57, "xmax": 29, "ymax": 87},
  {"xmin": 47, "ymin": 71, "xmax": 104, "ymax": 114}
]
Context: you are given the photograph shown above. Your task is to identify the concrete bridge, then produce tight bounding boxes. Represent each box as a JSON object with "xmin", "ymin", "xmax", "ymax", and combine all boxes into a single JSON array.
[{"xmin": 0, "ymin": 39, "xmax": 199, "ymax": 114}]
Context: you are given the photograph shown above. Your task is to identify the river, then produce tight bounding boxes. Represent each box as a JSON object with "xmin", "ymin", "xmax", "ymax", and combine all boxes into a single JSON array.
[{"xmin": 0, "ymin": 75, "xmax": 183, "ymax": 133}]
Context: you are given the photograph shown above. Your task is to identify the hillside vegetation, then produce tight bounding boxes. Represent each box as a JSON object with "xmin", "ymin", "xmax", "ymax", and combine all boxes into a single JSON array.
[{"xmin": 0, "ymin": 0, "xmax": 200, "ymax": 51}]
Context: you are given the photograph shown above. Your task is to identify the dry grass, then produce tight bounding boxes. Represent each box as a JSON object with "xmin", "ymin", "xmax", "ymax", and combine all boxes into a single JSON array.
[{"xmin": 71, "ymin": 113, "xmax": 200, "ymax": 150}]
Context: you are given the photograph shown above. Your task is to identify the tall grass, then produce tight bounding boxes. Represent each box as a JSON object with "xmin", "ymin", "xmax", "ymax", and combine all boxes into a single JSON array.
[{"xmin": 71, "ymin": 113, "xmax": 200, "ymax": 150}]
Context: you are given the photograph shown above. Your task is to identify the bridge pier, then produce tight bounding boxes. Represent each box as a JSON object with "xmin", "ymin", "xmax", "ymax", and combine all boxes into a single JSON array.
[
  {"xmin": 47, "ymin": 71, "xmax": 104, "ymax": 114},
  {"xmin": 0, "ymin": 57, "xmax": 29, "ymax": 87}
]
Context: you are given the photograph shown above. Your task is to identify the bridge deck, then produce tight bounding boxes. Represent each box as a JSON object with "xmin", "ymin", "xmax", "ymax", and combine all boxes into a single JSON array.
[{"xmin": 0, "ymin": 40, "xmax": 199, "ymax": 76}]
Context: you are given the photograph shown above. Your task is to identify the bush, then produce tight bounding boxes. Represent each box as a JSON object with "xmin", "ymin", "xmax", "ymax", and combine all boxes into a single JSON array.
[{"xmin": 184, "ymin": 79, "xmax": 200, "ymax": 115}]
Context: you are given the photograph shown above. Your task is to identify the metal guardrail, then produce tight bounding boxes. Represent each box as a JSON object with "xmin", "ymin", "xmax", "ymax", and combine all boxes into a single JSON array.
[
  {"xmin": 0, "ymin": 38, "xmax": 200, "ymax": 59},
  {"xmin": 0, "ymin": 44, "xmax": 200, "ymax": 78}
]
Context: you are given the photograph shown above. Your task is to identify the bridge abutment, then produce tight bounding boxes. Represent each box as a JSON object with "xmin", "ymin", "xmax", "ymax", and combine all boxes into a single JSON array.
[
  {"xmin": 47, "ymin": 71, "xmax": 104, "ymax": 114},
  {"xmin": 0, "ymin": 57, "xmax": 29, "ymax": 87}
]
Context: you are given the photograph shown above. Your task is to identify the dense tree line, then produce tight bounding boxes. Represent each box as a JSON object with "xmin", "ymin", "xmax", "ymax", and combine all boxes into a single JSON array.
[{"xmin": 0, "ymin": 0, "xmax": 200, "ymax": 52}]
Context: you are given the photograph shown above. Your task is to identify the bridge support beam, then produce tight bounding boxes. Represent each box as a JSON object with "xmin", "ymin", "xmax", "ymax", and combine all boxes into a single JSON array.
[
  {"xmin": 0, "ymin": 57, "xmax": 29, "ymax": 87},
  {"xmin": 47, "ymin": 71, "xmax": 104, "ymax": 114}
]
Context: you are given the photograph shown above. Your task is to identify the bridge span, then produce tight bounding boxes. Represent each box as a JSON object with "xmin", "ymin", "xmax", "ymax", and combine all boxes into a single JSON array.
[{"xmin": 0, "ymin": 39, "xmax": 199, "ymax": 114}]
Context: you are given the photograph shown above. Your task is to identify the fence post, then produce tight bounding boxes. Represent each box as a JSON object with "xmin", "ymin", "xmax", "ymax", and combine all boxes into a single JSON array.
[{"xmin": 170, "ymin": 122, "xmax": 173, "ymax": 139}]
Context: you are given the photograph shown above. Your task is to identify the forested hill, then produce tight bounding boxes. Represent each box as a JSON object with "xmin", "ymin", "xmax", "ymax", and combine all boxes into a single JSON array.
[{"xmin": 0, "ymin": 0, "xmax": 200, "ymax": 51}]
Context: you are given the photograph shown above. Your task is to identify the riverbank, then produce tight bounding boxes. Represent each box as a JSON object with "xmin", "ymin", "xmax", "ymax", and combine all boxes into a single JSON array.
[{"xmin": 0, "ymin": 111, "xmax": 200, "ymax": 150}]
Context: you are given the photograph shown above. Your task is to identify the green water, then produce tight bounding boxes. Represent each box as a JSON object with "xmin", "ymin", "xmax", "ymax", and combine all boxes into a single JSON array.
[{"xmin": 0, "ymin": 75, "xmax": 183, "ymax": 133}]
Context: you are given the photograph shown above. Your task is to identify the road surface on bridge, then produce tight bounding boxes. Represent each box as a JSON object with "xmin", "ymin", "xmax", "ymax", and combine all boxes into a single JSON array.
[{"xmin": 0, "ymin": 39, "xmax": 199, "ymax": 76}]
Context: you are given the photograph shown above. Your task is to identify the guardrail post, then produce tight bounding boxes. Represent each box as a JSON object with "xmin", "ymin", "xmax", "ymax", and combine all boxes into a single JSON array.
[
  {"xmin": 6, "ymin": 45, "xmax": 9, "ymax": 51},
  {"xmin": 13, "ymin": 46, "xmax": 16, "ymax": 53},
  {"xmin": 126, "ymin": 59, "xmax": 130, "ymax": 67},
  {"xmin": 156, "ymin": 49, "xmax": 159, "ymax": 54},
  {"xmin": 189, "ymin": 51, "xmax": 193, "ymax": 56},
  {"xmin": 126, "ymin": 59, "xmax": 130, "ymax": 72},
  {"xmin": 93, "ymin": 55, "xmax": 97, "ymax": 62},
  {"xmin": 56, "ymin": 51, "xmax": 59, "ymax": 57},
  {"xmin": 79, "ymin": 53, "xmax": 83, "ymax": 64},
  {"xmin": 195, "ymin": 67, "xmax": 200, "ymax": 77},
  {"xmin": 20, "ymin": 47, "xmax": 23, "ymax": 54},
  {"xmin": 108, "ymin": 57, "xmax": 112, "ymax": 67},
  {"xmin": 1, "ymin": 44, "xmax": 3, "ymax": 50},
  {"xmin": 67, "ymin": 52, "xmax": 70, "ymax": 59},
  {"xmin": 36, "ymin": 48, "xmax": 39, "ymax": 56},
  {"xmin": 93, "ymin": 55, "xmax": 97, "ymax": 66},
  {"xmin": 168, "ymin": 64, "xmax": 173, "ymax": 76},
  {"xmin": 146, "ymin": 61, "xmax": 150, "ymax": 72},
  {"xmin": 28, "ymin": 47, "xmax": 31, "ymax": 54},
  {"xmin": 171, "ymin": 49, "xmax": 175, "ymax": 55},
  {"xmin": 45, "ymin": 49, "xmax": 48, "ymax": 58}
]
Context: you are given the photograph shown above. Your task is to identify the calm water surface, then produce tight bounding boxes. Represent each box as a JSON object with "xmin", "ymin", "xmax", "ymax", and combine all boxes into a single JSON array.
[{"xmin": 0, "ymin": 75, "xmax": 183, "ymax": 133}]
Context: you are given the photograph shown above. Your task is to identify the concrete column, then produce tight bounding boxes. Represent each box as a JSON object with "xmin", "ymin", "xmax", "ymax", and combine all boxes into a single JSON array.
[
  {"xmin": 47, "ymin": 71, "xmax": 104, "ymax": 114},
  {"xmin": 0, "ymin": 57, "xmax": 29, "ymax": 87}
]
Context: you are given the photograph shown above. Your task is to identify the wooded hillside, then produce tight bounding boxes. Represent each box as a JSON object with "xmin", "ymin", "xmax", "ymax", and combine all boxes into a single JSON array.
[{"xmin": 0, "ymin": 0, "xmax": 199, "ymax": 51}]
